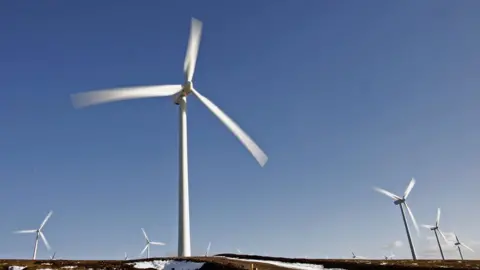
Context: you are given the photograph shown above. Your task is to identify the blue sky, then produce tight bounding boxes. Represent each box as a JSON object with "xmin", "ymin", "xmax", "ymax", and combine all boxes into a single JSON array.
[{"xmin": 1, "ymin": 0, "xmax": 480, "ymax": 260}]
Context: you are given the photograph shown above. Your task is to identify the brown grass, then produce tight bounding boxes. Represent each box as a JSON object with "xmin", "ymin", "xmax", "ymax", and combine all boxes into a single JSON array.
[{"xmin": 0, "ymin": 254, "xmax": 478, "ymax": 270}]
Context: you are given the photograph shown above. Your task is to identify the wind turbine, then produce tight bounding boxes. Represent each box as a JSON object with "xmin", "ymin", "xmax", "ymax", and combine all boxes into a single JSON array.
[
  {"xmin": 50, "ymin": 252, "xmax": 56, "ymax": 260},
  {"xmin": 205, "ymin": 242, "xmax": 211, "ymax": 257},
  {"xmin": 13, "ymin": 210, "xmax": 53, "ymax": 259},
  {"xmin": 70, "ymin": 17, "xmax": 268, "ymax": 258},
  {"xmin": 351, "ymin": 252, "xmax": 366, "ymax": 259},
  {"xmin": 384, "ymin": 251, "xmax": 395, "ymax": 260},
  {"xmin": 140, "ymin": 228, "xmax": 165, "ymax": 259},
  {"xmin": 124, "ymin": 252, "xmax": 128, "ymax": 260},
  {"xmin": 374, "ymin": 178, "xmax": 420, "ymax": 260},
  {"xmin": 421, "ymin": 208, "xmax": 448, "ymax": 260},
  {"xmin": 452, "ymin": 233, "xmax": 474, "ymax": 260}
]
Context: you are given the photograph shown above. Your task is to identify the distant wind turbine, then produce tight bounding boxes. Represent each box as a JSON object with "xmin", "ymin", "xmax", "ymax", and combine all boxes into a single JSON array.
[
  {"xmin": 452, "ymin": 233, "xmax": 474, "ymax": 260},
  {"xmin": 374, "ymin": 178, "xmax": 420, "ymax": 260},
  {"xmin": 124, "ymin": 252, "xmax": 128, "ymax": 260},
  {"xmin": 351, "ymin": 252, "xmax": 366, "ymax": 259},
  {"xmin": 70, "ymin": 17, "xmax": 268, "ymax": 258},
  {"xmin": 13, "ymin": 210, "xmax": 53, "ymax": 259},
  {"xmin": 50, "ymin": 252, "xmax": 56, "ymax": 260},
  {"xmin": 140, "ymin": 228, "xmax": 165, "ymax": 259},
  {"xmin": 421, "ymin": 208, "xmax": 448, "ymax": 260},
  {"xmin": 384, "ymin": 251, "xmax": 395, "ymax": 260}
]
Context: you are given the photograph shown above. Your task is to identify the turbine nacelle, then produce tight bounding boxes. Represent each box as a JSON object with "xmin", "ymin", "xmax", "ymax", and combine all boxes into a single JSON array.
[
  {"xmin": 174, "ymin": 81, "xmax": 194, "ymax": 104},
  {"xmin": 394, "ymin": 199, "xmax": 405, "ymax": 205}
]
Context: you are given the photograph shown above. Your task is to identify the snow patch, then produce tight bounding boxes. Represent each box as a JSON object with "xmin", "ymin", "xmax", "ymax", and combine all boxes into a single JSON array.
[
  {"xmin": 9, "ymin": 267, "xmax": 26, "ymax": 270},
  {"xmin": 131, "ymin": 260, "xmax": 204, "ymax": 270},
  {"xmin": 221, "ymin": 257, "xmax": 345, "ymax": 270},
  {"xmin": 62, "ymin": 267, "xmax": 78, "ymax": 269}
]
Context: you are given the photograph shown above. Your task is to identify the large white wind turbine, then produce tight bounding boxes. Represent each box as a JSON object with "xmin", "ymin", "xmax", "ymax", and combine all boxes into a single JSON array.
[
  {"xmin": 70, "ymin": 17, "xmax": 268, "ymax": 257},
  {"xmin": 421, "ymin": 208, "xmax": 448, "ymax": 260},
  {"xmin": 140, "ymin": 228, "xmax": 165, "ymax": 259},
  {"xmin": 13, "ymin": 210, "xmax": 53, "ymax": 259},
  {"xmin": 452, "ymin": 233, "xmax": 474, "ymax": 260},
  {"xmin": 374, "ymin": 178, "xmax": 420, "ymax": 260}
]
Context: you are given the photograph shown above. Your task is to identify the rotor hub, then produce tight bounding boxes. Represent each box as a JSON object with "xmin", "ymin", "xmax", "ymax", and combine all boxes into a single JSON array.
[
  {"xmin": 174, "ymin": 81, "xmax": 194, "ymax": 105},
  {"xmin": 394, "ymin": 199, "xmax": 404, "ymax": 205},
  {"xmin": 183, "ymin": 81, "xmax": 193, "ymax": 94}
]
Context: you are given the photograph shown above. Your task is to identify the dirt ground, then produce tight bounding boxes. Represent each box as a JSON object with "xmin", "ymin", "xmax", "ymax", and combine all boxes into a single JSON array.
[{"xmin": 0, "ymin": 254, "xmax": 479, "ymax": 270}]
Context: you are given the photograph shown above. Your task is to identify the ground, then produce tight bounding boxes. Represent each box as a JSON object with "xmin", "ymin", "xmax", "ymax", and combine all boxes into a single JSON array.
[{"xmin": 1, "ymin": 253, "xmax": 479, "ymax": 270}]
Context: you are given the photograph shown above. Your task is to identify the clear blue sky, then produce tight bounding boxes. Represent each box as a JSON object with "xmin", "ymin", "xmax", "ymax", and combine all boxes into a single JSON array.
[{"xmin": 1, "ymin": 0, "xmax": 480, "ymax": 260}]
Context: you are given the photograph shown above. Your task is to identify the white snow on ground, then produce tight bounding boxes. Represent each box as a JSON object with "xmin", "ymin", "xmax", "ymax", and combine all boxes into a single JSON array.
[
  {"xmin": 131, "ymin": 260, "xmax": 204, "ymax": 270},
  {"xmin": 8, "ymin": 267, "xmax": 26, "ymax": 270},
  {"xmin": 220, "ymin": 257, "xmax": 346, "ymax": 270}
]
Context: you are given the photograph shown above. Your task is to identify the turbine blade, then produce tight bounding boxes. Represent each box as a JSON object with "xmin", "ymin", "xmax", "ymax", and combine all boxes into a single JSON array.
[
  {"xmin": 421, "ymin": 224, "xmax": 434, "ymax": 229},
  {"xmin": 39, "ymin": 232, "xmax": 51, "ymax": 250},
  {"xmin": 149, "ymin": 241, "xmax": 165, "ymax": 246},
  {"xmin": 206, "ymin": 241, "xmax": 211, "ymax": 256},
  {"xmin": 13, "ymin": 230, "xmax": 37, "ymax": 234},
  {"xmin": 71, "ymin": 85, "xmax": 182, "ymax": 108},
  {"xmin": 438, "ymin": 229, "xmax": 449, "ymax": 243},
  {"xmin": 140, "ymin": 244, "xmax": 148, "ymax": 256},
  {"xmin": 436, "ymin": 208, "xmax": 441, "ymax": 226},
  {"xmin": 403, "ymin": 178, "xmax": 416, "ymax": 199},
  {"xmin": 39, "ymin": 210, "xmax": 53, "ymax": 230},
  {"xmin": 191, "ymin": 88, "xmax": 268, "ymax": 167},
  {"xmin": 373, "ymin": 187, "xmax": 401, "ymax": 200},
  {"xmin": 404, "ymin": 202, "xmax": 420, "ymax": 236},
  {"xmin": 183, "ymin": 18, "xmax": 203, "ymax": 82},
  {"xmin": 141, "ymin": 228, "xmax": 149, "ymax": 241},
  {"xmin": 461, "ymin": 243, "xmax": 474, "ymax": 252}
]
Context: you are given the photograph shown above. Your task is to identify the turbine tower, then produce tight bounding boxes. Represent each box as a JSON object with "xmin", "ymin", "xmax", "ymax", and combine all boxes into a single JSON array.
[
  {"xmin": 421, "ymin": 208, "xmax": 448, "ymax": 260},
  {"xmin": 13, "ymin": 210, "xmax": 53, "ymax": 259},
  {"xmin": 140, "ymin": 228, "xmax": 165, "ymax": 259},
  {"xmin": 374, "ymin": 178, "xmax": 420, "ymax": 260},
  {"xmin": 453, "ymin": 233, "xmax": 474, "ymax": 260},
  {"xmin": 70, "ymin": 17, "xmax": 268, "ymax": 257}
]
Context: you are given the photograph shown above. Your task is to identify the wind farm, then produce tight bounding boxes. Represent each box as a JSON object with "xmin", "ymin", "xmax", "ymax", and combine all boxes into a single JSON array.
[{"xmin": 2, "ymin": 2, "xmax": 480, "ymax": 270}]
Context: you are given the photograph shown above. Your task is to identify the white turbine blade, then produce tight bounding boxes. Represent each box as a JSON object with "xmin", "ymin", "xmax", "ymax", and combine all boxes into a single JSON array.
[
  {"xmin": 436, "ymin": 208, "xmax": 441, "ymax": 226},
  {"xmin": 140, "ymin": 244, "xmax": 148, "ymax": 256},
  {"xmin": 438, "ymin": 229, "xmax": 449, "ymax": 243},
  {"xmin": 39, "ymin": 210, "xmax": 53, "ymax": 230},
  {"xmin": 206, "ymin": 242, "xmax": 211, "ymax": 255},
  {"xmin": 404, "ymin": 202, "xmax": 420, "ymax": 236},
  {"xmin": 13, "ymin": 230, "xmax": 37, "ymax": 234},
  {"xmin": 149, "ymin": 241, "xmax": 165, "ymax": 246},
  {"xmin": 39, "ymin": 232, "xmax": 51, "ymax": 250},
  {"xmin": 403, "ymin": 178, "xmax": 416, "ymax": 199},
  {"xmin": 373, "ymin": 187, "xmax": 401, "ymax": 200},
  {"xmin": 71, "ymin": 85, "xmax": 183, "ymax": 108},
  {"xmin": 421, "ymin": 224, "xmax": 434, "ymax": 229},
  {"xmin": 141, "ymin": 228, "xmax": 149, "ymax": 241},
  {"xmin": 191, "ymin": 88, "xmax": 268, "ymax": 167},
  {"xmin": 461, "ymin": 243, "xmax": 474, "ymax": 252},
  {"xmin": 183, "ymin": 18, "xmax": 203, "ymax": 82}
]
